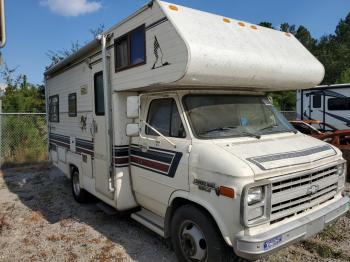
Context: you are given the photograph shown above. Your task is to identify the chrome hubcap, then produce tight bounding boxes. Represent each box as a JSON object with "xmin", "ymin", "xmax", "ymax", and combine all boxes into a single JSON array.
[
  {"xmin": 72, "ymin": 172, "xmax": 81, "ymax": 196},
  {"xmin": 180, "ymin": 221, "xmax": 207, "ymax": 261}
]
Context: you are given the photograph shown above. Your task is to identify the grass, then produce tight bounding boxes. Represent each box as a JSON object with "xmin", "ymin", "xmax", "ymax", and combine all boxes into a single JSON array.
[
  {"xmin": 1, "ymin": 115, "xmax": 48, "ymax": 168},
  {"xmin": 303, "ymin": 240, "xmax": 350, "ymax": 260},
  {"xmin": 318, "ymin": 223, "xmax": 345, "ymax": 242}
]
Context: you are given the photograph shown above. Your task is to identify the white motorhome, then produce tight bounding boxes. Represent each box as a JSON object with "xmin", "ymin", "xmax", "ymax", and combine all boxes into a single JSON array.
[
  {"xmin": 44, "ymin": 1, "xmax": 349, "ymax": 261},
  {"xmin": 297, "ymin": 83, "xmax": 350, "ymax": 130}
]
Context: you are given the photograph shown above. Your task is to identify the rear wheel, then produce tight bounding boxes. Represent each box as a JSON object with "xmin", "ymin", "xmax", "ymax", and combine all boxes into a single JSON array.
[
  {"xmin": 171, "ymin": 205, "xmax": 234, "ymax": 262},
  {"xmin": 71, "ymin": 169, "xmax": 90, "ymax": 203}
]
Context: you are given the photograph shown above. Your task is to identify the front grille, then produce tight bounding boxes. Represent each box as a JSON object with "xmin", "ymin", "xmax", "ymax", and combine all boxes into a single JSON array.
[{"xmin": 270, "ymin": 166, "xmax": 338, "ymax": 224}]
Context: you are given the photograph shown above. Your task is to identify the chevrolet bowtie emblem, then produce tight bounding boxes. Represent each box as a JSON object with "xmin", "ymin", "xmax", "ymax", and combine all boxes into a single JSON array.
[{"xmin": 307, "ymin": 184, "xmax": 319, "ymax": 195}]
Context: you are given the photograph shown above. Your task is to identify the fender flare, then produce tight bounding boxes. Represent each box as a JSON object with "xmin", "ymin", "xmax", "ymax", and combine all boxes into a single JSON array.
[{"xmin": 166, "ymin": 190, "xmax": 233, "ymax": 246}]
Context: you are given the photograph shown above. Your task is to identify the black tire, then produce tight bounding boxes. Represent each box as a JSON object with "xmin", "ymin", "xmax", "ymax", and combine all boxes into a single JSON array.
[
  {"xmin": 71, "ymin": 169, "xmax": 90, "ymax": 203},
  {"xmin": 170, "ymin": 205, "xmax": 234, "ymax": 262}
]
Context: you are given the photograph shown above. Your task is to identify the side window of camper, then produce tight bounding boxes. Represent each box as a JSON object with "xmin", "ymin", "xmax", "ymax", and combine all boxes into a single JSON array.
[
  {"xmin": 94, "ymin": 72, "xmax": 105, "ymax": 116},
  {"xmin": 328, "ymin": 97, "xmax": 350, "ymax": 111},
  {"xmin": 146, "ymin": 98, "xmax": 186, "ymax": 138},
  {"xmin": 49, "ymin": 95, "xmax": 59, "ymax": 122},
  {"xmin": 68, "ymin": 93, "xmax": 77, "ymax": 117},
  {"xmin": 313, "ymin": 95, "xmax": 321, "ymax": 108},
  {"xmin": 115, "ymin": 24, "xmax": 146, "ymax": 72}
]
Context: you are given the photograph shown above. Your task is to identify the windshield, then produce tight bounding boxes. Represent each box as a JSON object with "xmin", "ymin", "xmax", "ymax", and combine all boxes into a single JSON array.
[{"xmin": 183, "ymin": 94, "xmax": 296, "ymax": 139}]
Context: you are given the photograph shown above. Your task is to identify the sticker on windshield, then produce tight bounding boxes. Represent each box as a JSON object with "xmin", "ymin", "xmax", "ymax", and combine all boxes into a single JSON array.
[{"xmin": 262, "ymin": 98, "xmax": 273, "ymax": 106}]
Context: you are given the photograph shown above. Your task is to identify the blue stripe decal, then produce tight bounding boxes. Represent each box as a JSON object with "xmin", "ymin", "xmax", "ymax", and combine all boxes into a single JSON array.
[
  {"xmin": 130, "ymin": 148, "xmax": 173, "ymax": 164},
  {"xmin": 247, "ymin": 145, "xmax": 336, "ymax": 170},
  {"xmin": 130, "ymin": 144, "xmax": 183, "ymax": 178}
]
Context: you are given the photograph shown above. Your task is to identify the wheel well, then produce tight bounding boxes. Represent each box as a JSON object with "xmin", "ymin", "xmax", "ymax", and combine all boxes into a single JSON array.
[
  {"xmin": 164, "ymin": 198, "xmax": 223, "ymax": 241},
  {"xmin": 69, "ymin": 164, "xmax": 79, "ymax": 178}
]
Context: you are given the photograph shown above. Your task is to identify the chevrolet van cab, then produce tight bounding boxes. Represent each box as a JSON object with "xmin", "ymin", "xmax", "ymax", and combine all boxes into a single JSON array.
[{"xmin": 45, "ymin": 1, "xmax": 349, "ymax": 261}]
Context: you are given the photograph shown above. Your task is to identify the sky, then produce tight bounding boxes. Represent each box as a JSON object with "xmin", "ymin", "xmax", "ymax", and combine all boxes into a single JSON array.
[{"xmin": 2, "ymin": 0, "xmax": 350, "ymax": 85}]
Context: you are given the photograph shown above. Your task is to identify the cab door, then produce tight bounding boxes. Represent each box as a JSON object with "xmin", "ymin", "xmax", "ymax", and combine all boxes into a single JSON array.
[
  {"xmin": 91, "ymin": 65, "xmax": 113, "ymax": 199},
  {"xmin": 130, "ymin": 94, "xmax": 190, "ymax": 216}
]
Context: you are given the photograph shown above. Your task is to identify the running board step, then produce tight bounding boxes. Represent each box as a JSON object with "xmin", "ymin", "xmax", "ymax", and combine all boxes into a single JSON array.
[
  {"xmin": 96, "ymin": 202, "xmax": 118, "ymax": 216},
  {"xmin": 131, "ymin": 208, "xmax": 165, "ymax": 237}
]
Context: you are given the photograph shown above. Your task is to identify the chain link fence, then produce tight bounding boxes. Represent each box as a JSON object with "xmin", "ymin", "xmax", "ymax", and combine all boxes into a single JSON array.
[
  {"xmin": 0, "ymin": 113, "xmax": 48, "ymax": 168},
  {"xmin": 0, "ymin": 109, "xmax": 295, "ymax": 168}
]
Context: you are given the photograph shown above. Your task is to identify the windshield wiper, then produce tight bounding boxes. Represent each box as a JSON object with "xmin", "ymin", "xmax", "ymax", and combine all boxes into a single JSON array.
[
  {"xmin": 279, "ymin": 129, "xmax": 298, "ymax": 134},
  {"xmin": 259, "ymin": 124, "xmax": 278, "ymax": 132},
  {"xmin": 259, "ymin": 125, "xmax": 297, "ymax": 134},
  {"xmin": 241, "ymin": 131, "xmax": 261, "ymax": 139},
  {"xmin": 201, "ymin": 126, "xmax": 237, "ymax": 135}
]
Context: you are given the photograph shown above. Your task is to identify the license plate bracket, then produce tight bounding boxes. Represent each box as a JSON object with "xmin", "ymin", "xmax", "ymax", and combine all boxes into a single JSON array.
[{"xmin": 263, "ymin": 235, "xmax": 283, "ymax": 251}]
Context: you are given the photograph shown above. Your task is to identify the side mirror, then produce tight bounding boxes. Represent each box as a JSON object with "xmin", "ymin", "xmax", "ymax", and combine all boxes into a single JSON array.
[
  {"xmin": 126, "ymin": 123, "xmax": 140, "ymax": 137},
  {"xmin": 127, "ymin": 96, "xmax": 139, "ymax": 119}
]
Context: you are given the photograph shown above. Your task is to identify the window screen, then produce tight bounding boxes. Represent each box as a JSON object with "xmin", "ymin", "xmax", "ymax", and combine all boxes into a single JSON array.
[
  {"xmin": 115, "ymin": 25, "xmax": 145, "ymax": 71},
  {"xmin": 312, "ymin": 95, "xmax": 321, "ymax": 108},
  {"xmin": 94, "ymin": 72, "xmax": 105, "ymax": 116},
  {"xmin": 49, "ymin": 95, "xmax": 59, "ymax": 122},
  {"xmin": 146, "ymin": 98, "xmax": 185, "ymax": 138},
  {"xmin": 68, "ymin": 93, "xmax": 77, "ymax": 117},
  {"xmin": 115, "ymin": 36, "xmax": 128, "ymax": 68},
  {"xmin": 130, "ymin": 27, "xmax": 145, "ymax": 65},
  {"xmin": 328, "ymin": 97, "xmax": 350, "ymax": 111}
]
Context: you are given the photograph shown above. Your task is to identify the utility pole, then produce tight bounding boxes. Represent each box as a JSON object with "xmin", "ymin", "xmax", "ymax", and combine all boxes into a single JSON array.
[
  {"xmin": 0, "ymin": 0, "xmax": 6, "ymax": 66},
  {"xmin": 0, "ymin": 0, "xmax": 6, "ymax": 48},
  {"xmin": 0, "ymin": 100, "xmax": 2, "ymax": 168}
]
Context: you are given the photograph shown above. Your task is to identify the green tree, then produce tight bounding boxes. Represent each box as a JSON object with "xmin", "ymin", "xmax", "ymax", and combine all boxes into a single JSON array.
[
  {"xmin": 1, "ymin": 64, "xmax": 45, "ymax": 112},
  {"xmin": 295, "ymin": 26, "xmax": 316, "ymax": 51},
  {"xmin": 280, "ymin": 22, "xmax": 296, "ymax": 34},
  {"xmin": 259, "ymin": 22, "xmax": 274, "ymax": 29},
  {"xmin": 337, "ymin": 68, "xmax": 350, "ymax": 83}
]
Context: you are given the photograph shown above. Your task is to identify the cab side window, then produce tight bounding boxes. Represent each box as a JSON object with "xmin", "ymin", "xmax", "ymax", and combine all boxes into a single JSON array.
[{"xmin": 146, "ymin": 98, "xmax": 186, "ymax": 138}]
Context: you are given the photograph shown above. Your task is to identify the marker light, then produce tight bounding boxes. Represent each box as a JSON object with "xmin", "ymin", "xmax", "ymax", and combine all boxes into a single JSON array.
[{"xmin": 169, "ymin": 5, "xmax": 178, "ymax": 11}]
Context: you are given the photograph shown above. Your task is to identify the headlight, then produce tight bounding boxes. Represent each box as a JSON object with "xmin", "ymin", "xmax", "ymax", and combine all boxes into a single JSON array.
[
  {"xmin": 336, "ymin": 163, "xmax": 345, "ymax": 176},
  {"xmin": 337, "ymin": 163, "xmax": 347, "ymax": 191},
  {"xmin": 242, "ymin": 182, "xmax": 271, "ymax": 227},
  {"xmin": 247, "ymin": 186, "xmax": 263, "ymax": 205}
]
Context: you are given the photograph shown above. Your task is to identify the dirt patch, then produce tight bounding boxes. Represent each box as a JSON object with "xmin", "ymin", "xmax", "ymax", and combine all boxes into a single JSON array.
[{"xmin": 0, "ymin": 165, "xmax": 349, "ymax": 262}]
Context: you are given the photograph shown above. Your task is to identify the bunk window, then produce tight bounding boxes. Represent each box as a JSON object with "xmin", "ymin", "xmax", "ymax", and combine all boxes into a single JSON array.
[
  {"xmin": 94, "ymin": 72, "xmax": 105, "ymax": 116},
  {"xmin": 146, "ymin": 98, "xmax": 186, "ymax": 138},
  {"xmin": 114, "ymin": 24, "xmax": 146, "ymax": 72},
  {"xmin": 68, "ymin": 93, "xmax": 77, "ymax": 117},
  {"xmin": 312, "ymin": 95, "xmax": 321, "ymax": 108},
  {"xmin": 328, "ymin": 97, "xmax": 350, "ymax": 111},
  {"xmin": 49, "ymin": 95, "xmax": 59, "ymax": 122}
]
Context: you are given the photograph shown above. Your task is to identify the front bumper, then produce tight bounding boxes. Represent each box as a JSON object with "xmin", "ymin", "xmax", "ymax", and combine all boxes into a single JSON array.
[{"xmin": 234, "ymin": 196, "xmax": 349, "ymax": 260}]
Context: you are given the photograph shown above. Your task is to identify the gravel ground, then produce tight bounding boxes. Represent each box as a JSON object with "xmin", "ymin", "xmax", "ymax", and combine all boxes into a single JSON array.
[{"xmin": 0, "ymin": 164, "xmax": 349, "ymax": 262}]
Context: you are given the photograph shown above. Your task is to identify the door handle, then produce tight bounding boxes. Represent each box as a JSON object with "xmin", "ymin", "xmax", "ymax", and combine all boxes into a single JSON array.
[{"xmin": 90, "ymin": 119, "xmax": 98, "ymax": 136}]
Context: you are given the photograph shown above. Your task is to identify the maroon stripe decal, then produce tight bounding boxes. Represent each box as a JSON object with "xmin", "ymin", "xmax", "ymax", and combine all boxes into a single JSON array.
[
  {"xmin": 76, "ymin": 147, "xmax": 94, "ymax": 156},
  {"xmin": 130, "ymin": 156, "xmax": 170, "ymax": 173},
  {"xmin": 115, "ymin": 157, "xmax": 129, "ymax": 165},
  {"xmin": 50, "ymin": 140, "xmax": 70, "ymax": 149}
]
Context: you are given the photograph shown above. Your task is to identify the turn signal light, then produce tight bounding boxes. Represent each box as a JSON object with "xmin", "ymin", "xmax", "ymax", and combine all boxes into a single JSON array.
[{"xmin": 218, "ymin": 186, "xmax": 235, "ymax": 198}]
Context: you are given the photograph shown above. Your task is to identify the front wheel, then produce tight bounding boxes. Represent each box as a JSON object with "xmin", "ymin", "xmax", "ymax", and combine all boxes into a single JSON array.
[{"xmin": 170, "ymin": 205, "xmax": 234, "ymax": 262}]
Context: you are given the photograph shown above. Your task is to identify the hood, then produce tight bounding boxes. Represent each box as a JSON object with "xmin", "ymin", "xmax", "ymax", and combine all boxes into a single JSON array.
[{"xmin": 215, "ymin": 133, "xmax": 340, "ymax": 179}]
